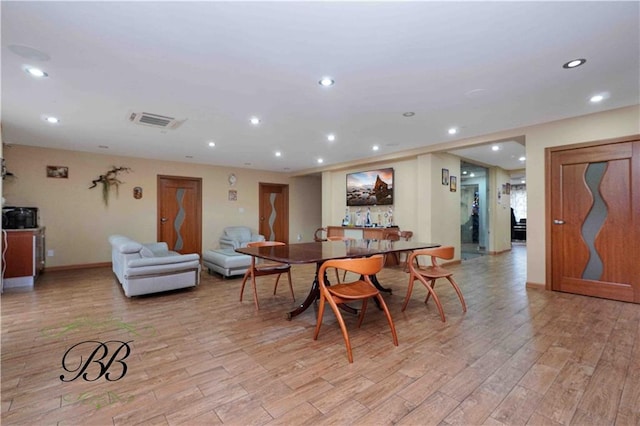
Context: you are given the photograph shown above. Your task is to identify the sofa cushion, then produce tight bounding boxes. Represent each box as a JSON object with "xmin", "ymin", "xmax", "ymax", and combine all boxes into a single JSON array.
[
  {"xmin": 224, "ymin": 226, "xmax": 251, "ymax": 242},
  {"xmin": 118, "ymin": 240, "xmax": 143, "ymax": 254},
  {"xmin": 140, "ymin": 245, "xmax": 155, "ymax": 258}
]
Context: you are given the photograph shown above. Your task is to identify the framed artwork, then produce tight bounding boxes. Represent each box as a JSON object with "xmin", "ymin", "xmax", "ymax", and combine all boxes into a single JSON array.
[
  {"xmin": 346, "ymin": 167, "xmax": 393, "ymax": 206},
  {"xmin": 450, "ymin": 176, "xmax": 457, "ymax": 192},
  {"xmin": 228, "ymin": 189, "xmax": 237, "ymax": 201},
  {"xmin": 441, "ymin": 168, "xmax": 449, "ymax": 185},
  {"xmin": 47, "ymin": 165, "xmax": 68, "ymax": 178}
]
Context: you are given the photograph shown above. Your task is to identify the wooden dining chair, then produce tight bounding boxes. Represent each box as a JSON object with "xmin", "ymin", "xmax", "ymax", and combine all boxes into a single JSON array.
[
  {"xmin": 240, "ymin": 241, "xmax": 294, "ymax": 310},
  {"xmin": 326, "ymin": 236, "xmax": 355, "ymax": 283},
  {"xmin": 314, "ymin": 255, "xmax": 398, "ymax": 363},
  {"xmin": 402, "ymin": 246, "xmax": 467, "ymax": 322}
]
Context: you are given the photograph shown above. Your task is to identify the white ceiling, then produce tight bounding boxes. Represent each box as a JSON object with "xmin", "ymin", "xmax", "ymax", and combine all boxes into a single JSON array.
[{"xmin": 2, "ymin": 2, "xmax": 638, "ymax": 174}]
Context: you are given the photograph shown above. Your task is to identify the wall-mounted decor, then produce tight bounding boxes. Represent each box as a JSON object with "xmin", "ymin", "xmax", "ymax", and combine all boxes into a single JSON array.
[
  {"xmin": 441, "ymin": 168, "xmax": 449, "ymax": 185},
  {"xmin": 47, "ymin": 165, "xmax": 68, "ymax": 178},
  {"xmin": 89, "ymin": 166, "xmax": 131, "ymax": 205},
  {"xmin": 133, "ymin": 186, "xmax": 143, "ymax": 199},
  {"xmin": 228, "ymin": 189, "xmax": 237, "ymax": 201},
  {"xmin": 346, "ymin": 167, "xmax": 393, "ymax": 206},
  {"xmin": 450, "ymin": 176, "xmax": 457, "ymax": 192}
]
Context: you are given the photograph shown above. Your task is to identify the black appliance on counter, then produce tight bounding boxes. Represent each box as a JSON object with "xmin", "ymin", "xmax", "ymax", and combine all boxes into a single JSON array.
[{"xmin": 2, "ymin": 207, "xmax": 39, "ymax": 229}]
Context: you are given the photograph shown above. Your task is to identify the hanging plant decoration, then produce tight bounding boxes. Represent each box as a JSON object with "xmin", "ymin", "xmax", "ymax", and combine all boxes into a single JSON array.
[{"xmin": 89, "ymin": 166, "xmax": 132, "ymax": 205}]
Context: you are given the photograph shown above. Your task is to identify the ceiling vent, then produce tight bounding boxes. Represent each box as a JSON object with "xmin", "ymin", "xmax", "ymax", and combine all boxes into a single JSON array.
[{"xmin": 128, "ymin": 112, "xmax": 186, "ymax": 129}]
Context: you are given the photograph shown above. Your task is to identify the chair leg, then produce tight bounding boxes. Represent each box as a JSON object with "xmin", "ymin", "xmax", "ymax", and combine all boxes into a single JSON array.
[
  {"xmin": 418, "ymin": 277, "xmax": 445, "ymax": 322},
  {"xmin": 251, "ymin": 274, "xmax": 260, "ymax": 310},
  {"xmin": 272, "ymin": 274, "xmax": 282, "ymax": 294},
  {"xmin": 240, "ymin": 269, "xmax": 250, "ymax": 302},
  {"xmin": 401, "ymin": 274, "xmax": 416, "ymax": 311},
  {"xmin": 286, "ymin": 270, "xmax": 295, "ymax": 301},
  {"xmin": 357, "ymin": 298, "xmax": 368, "ymax": 328},
  {"xmin": 376, "ymin": 294, "xmax": 399, "ymax": 346},
  {"xmin": 424, "ymin": 279, "xmax": 436, "ymax": 303},
  {"xmin": 325, "ymin": 297, "xmax": 354, "ymax": 363},
  {"xmin": 313, "ymin": 294, "xmax": 326, "ymax": 340},
  {"xmin": 447, "ymin": 276, "xmax": 467, "ymax": 312}
]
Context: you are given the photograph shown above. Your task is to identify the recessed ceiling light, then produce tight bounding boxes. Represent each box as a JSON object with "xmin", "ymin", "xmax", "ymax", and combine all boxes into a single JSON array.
[
  {"xmin": 244, "ymin": 162, "xmax": 252, "ymax": 166},
  {"xmin": 25, "ymin": 66, "xmax": 48, "ymax": 78},
  {"xmin": 208, "ymin": 141, "xmax": 216, "ymax": 147},
  {"xmin": 462, "ymin": 171, "xmax": 468, "ymax": 175},
  {"xmin": 45, "ymin": 116, "xmax": 59, "ymax": 124},
  {"xmin": 491, "ymin": 145, "xmax": 500, "ymax": 151},
  {"xmin": 563, "ymin": 58, "xmax": 586, "ymax": 69},
  {"xmin": 185, "ymin": 155, "xmax": 193, "ymax": 159},
  {"xmin": 275, "ymin": 151, "xmax": 282, "ymax": 157},
  {"xmin": 249, "ymin": 117, "xmax": 261, "ymax": 125},
  {"xmin": 519, "ymin": 156, "xmax": 526, "ymax": 162},
  {"xmin": 470, "ymin": 173, "xmax": 475, "ymax": 177},
  {"xmin": 98, "ymin": 145, "xmax": 109, "ymax": 149},
  {"xmin": 319, "ymin": 77, "xmax": 335, "ymax": 87},
  {"xmin": 372, "ymin": 145, "xmax": 379, "ymax": 151},
  {"xmin": 403, "ymin": 112, "xmax": 415, "ymax": 117},
  {"xmin": 327, "ymin": 134, "xmax": 336, "ymax": 142},
  {"xmin": 448, "ymin": 127, "xmax": 458, "ymax": 135},
  {"xmin": 317, "ymin": 158, "xmax": 324, "ymax": 164},
  {"xmin": 521, "ymin": 180, "xmax": 526, "ymax": 184},
  {"xmin": 590, "ymin": 94, "xmax": 604, "ymax": 103}
]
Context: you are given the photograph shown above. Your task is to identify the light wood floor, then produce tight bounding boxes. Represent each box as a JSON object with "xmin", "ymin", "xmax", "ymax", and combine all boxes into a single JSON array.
[{"xmin": 2, "ymin": 245, "xmax": 639, "ymax": 425}]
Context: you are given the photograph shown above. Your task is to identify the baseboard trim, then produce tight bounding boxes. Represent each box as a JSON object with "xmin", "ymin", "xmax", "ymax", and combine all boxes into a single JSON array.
[
  {"xmin": 45, "ymin": 262, "xmax": 111, "ymax": 272},
  {"xmin": 488, "ymin": 248, "xmax": 512, "ymax": 255},
  {"xmin": 526, "ymin": 281, "xmax": 546, "ymax": 290}
]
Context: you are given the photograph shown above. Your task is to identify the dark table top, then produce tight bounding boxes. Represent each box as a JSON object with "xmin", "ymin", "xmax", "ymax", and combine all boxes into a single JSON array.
[{"xmin": 236, "ymin": 240, "xmax": 440, "ymax": 264}]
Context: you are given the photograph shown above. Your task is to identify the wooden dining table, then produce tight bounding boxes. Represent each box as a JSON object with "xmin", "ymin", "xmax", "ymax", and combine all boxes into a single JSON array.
[{"xmin": 236, "ymin": 239, "xmax": 440, "ymax": 319}]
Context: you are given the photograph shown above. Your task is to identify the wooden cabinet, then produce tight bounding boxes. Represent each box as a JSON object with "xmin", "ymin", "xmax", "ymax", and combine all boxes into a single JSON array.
[
  {"xmin": 3, "ymin": 228, "xmax": 45, "ymax": 288},
  {"xmin": 327, "ymin": 226, "xmax": 391, "ymax": 240}
]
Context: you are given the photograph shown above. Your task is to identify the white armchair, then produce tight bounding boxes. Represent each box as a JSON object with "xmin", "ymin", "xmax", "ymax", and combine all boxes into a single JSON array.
[{"xmin": 219, "ymin": 226, "xmax": 265, "ymax": 250}]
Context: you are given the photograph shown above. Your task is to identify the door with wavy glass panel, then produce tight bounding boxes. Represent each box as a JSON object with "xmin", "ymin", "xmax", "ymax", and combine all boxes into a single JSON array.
[
  {"xmin": 259, "ymin": 183, "xmax": 289, "ymax": 243},
  {"xmin": 157, "ymin": 176, "xmax": 202, "ymax": 255},
  {"xmin": 549, "ymin": 138, "xmax": 639, "ymax": 303}
]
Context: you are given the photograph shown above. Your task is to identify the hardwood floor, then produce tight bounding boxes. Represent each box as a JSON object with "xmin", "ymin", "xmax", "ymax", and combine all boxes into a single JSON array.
[{"xmin": 2, "ymin": 245, "xmax": 639, "ymax": 425}]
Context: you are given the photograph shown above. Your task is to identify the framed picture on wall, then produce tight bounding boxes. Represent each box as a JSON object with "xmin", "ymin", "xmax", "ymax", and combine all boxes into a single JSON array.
[
  {"xmin": 46, "ymin": 165, "xmax": 68, "ymax": 178},
  {"xmin": 441, "ymin": 168, "xmax": 449, "ymax": 185},
  {"xmin": 450, "ymin": 176, "xmax": 457, "ymax": 192}
]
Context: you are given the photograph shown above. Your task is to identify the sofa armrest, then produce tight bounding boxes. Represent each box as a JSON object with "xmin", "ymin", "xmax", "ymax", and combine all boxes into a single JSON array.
[
  {"xmin": 250, "ymin": 234, "xmax": 266, "ymax": 243},
  {"xmin": 219, "ymin": 237, "xmax": 240, "ymax": 250},
  {"xmin": 127, "ymin": 253, "xmax": 200, "ymax": 268}
]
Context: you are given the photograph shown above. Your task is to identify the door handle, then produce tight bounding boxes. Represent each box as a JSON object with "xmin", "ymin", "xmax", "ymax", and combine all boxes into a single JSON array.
[
  {"xmin": 554, "ymin": 219, "xmax": 565, "ymax": 225},
  {"xmin": 161, "ymin": 217, "xmax": 168, "ymax": 223}
]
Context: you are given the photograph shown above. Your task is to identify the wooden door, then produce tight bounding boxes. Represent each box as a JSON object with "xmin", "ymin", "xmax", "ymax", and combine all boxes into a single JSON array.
[
  {"xmin": 259, "ymin": 183, "xmax": 289, "ymax": 243},
  {"xmin": 157, "ymin": 175, "xmax": 202, "ymax": 255},
  {"xmin": 548, "ymin": 137, "xmax": 639, "ymax": 303}
]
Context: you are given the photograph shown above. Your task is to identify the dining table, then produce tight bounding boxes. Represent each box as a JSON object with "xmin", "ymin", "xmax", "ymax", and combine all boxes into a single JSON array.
[{"xmin": 236, "ymin": 239, "xmax": 440, "ymax": 320}]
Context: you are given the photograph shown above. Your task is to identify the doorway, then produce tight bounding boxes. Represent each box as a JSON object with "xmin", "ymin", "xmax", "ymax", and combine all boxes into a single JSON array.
[
  {"xmin": 460, "ymin": 161, "xmax": 488, "ymax": 260},
  {"xmin": 548, "ymin": 136, "xmax": 639, "ymax": 303},
  {"xmin": 157, "ymin": 175, "xmax": 202, "ymax": 255},
  {"xmin": 258, "ymin": 183, "xmax": 289, "ymax": 243}
]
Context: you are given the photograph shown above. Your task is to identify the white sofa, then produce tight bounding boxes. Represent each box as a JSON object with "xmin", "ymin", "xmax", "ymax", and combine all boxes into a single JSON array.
[
  {"xmin": 109, "ymin": 235, "xmax": 200, "ymax": 297},
  {"xmin": 218, "ymin": 226, "xmax": 265, "ymax": 249}
]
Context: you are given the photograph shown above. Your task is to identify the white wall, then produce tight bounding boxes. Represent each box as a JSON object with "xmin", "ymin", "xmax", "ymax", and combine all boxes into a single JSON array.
[
  {"xmin": 2, "ymin": 145, "xmax": 322, "ymax": 267},
  {"xmin": 319, "ymin": 105, "xmax": 640, "ymax": 287}
]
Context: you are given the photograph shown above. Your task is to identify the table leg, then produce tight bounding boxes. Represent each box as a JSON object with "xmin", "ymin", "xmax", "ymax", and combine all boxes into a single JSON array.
[
  {"xmin": 368, "ymin": 274, "xmax": 392, "ymax": 294},
  {"xmin": 286, "ymin": 262, "xmax": 358, "ymax": 320}
]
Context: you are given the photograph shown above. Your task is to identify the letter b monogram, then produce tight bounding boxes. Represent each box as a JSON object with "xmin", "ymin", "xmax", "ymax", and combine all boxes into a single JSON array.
[{"xmin": 60, "ymin": 340, "xmax": 133, "ymax": 382}]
